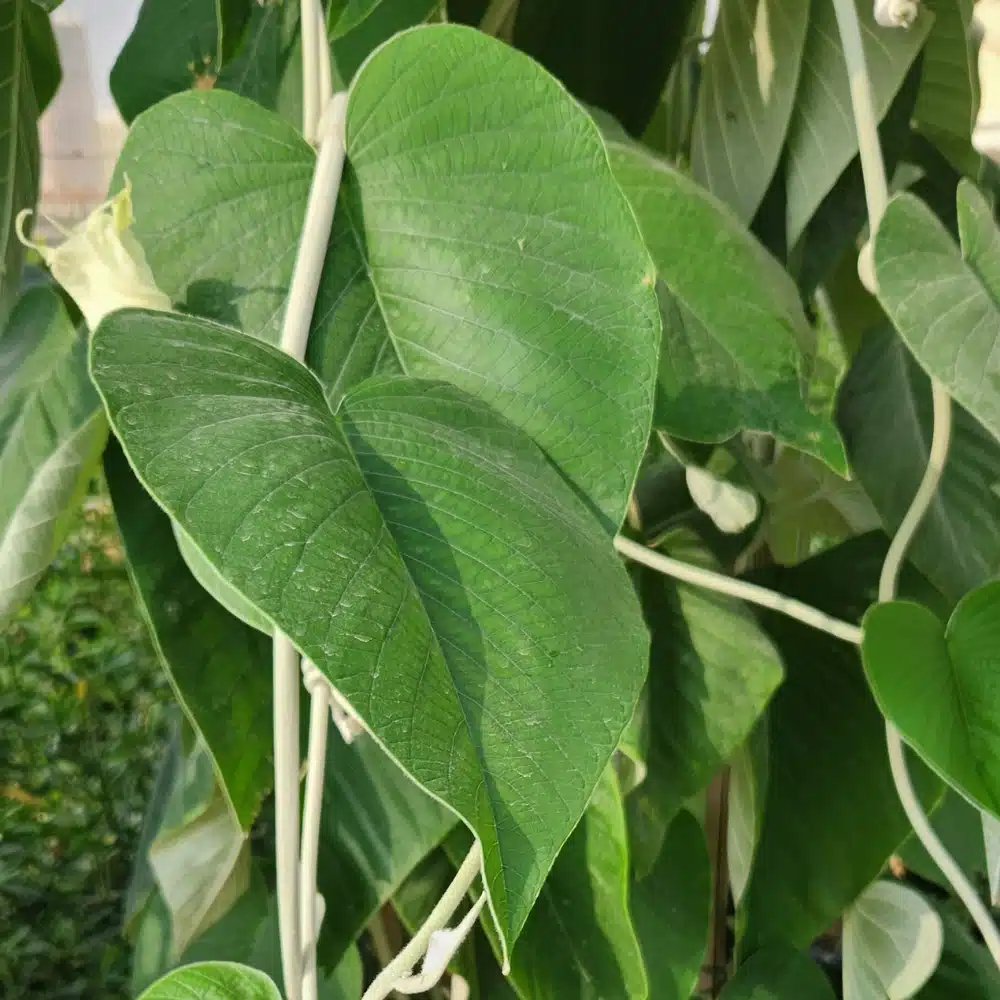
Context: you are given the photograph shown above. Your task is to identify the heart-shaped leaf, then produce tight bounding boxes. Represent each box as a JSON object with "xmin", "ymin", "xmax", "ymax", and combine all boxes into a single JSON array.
[
  {"xmin": 842, "ymin": 880, "xmax": 943, "ymax": 1000},
  {"xmin": 138, "ymin": 962, "xmax": 282, "ymax": 1000},
  {"xmin": 862, "ymin": 582, "xmax": 1000, "ymax": 819},
  {"xmin": 0, "ymin": 287, "xmax": 108, "ymax": 623},
  {"xmin": 874, "ymin": 182, "xmax": 1000, "ymax": 446},
  {"xmin": 90, "ymin": 309, "xmax": 647, "ymax": 958},
  {"xmin": 605, "ymin": 139, "xmax": 846, "ymax": 473},
  {"xmin": 117, "ymin": 25, "xmax": 661, "ymax": 529},
  {"xmin": 691, "ymin": 0, "xmax": 810, "ymax": 223}
]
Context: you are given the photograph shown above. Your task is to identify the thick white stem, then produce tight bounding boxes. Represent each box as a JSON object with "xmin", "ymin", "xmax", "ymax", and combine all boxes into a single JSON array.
[
  {"xmin": 362, "ymin": 843, "xmax": 483, "ymax": 1000},
  {"xmin": 301, "ymin": 0, "xmax": 321, "ymax": 142},
  {"xmin": 614, "ymin": 536, "xmax": 863, "ymax": 645},
  {"xmin": 833, "ymin": 0, "xmax": 1000, "ymax": 968},
  {"xmin": 273, "ymin": 87, "xmax": 350, "ymax": 1000}
]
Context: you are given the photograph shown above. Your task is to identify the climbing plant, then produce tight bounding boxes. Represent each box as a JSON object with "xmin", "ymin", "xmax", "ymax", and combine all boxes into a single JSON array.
[{"xmin": 6, "ymin": 0, "xmax": 1000, "ymax": 997}]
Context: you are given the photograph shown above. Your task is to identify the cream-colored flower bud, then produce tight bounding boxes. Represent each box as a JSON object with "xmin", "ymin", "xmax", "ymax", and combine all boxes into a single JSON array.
[
  {"xmin": 15, "ymin": 180, "xmax": 172, "ymax": 331},
  {"xmin": 874, "ymin": 0, "xmax": 920, "ymax": 27},
  {"xmin": 974, "ymin": 1, "xmax": 1000, "ymax": 162}
]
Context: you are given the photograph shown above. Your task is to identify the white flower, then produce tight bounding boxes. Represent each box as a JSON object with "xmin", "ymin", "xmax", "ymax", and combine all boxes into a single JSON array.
[
  {"xmin": 974, "ymin": 1, "xmax": 1000, "ymax": 163},
  {"xmin": 874, "ymin": 0, "xmax": 920, "ymax": 27},
  {"xmin": 16, "ymin": 179, "xmax": 172, "ymax": 331}
]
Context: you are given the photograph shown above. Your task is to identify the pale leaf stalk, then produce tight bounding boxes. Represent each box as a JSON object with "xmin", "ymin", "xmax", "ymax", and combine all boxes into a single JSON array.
[
  {"xmin": 614, "ymin": 536, "xmax": 863, "ymax": 645},
  {"xmin": 833, "ymin": 0, "xmax": 1000, "ymax": 969},
  {"xmin": 479, "ymin": 0, "xmax": 519, "ymax": 37},
  {"xmin": 274, "ymin": 88, "xmax": 350, "ymax": 1000},
  {"xmin": 362, "ymin": 843, "xmax": 484, "ymax": 1000}
]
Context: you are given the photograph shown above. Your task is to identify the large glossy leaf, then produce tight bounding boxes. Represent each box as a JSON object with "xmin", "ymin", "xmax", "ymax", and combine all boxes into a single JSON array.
[
  {"xmin": 118, "ymin": 26, "xmax": 661, "ymax": 528},
  {"xmin": 104, "ymin": 441, "xmax": 272, "ymax": 830},
  {"xmin": 630, "ymin": 810, "xmax": 710, "ymax": 1000},
  {"xmin": 466, "ymin": 766, "xmax": 649, "ymax": 1000},
  {"xmin": 606, "ymin": 139, "xmax": 846, "ymax": 473},
  {"xmin": 842, "ymin": 880, "xmax": 943, "ymax": 1000},
  {"xmin": 783, "ymin": 0, "xmax": 931, "ymax": 247},
  {"xmin": 691, "ymin": 0, "xmax": 809, "ymax": 223},
  {"xmin": 838, "ymin": 327, "xmax": 1000, "ymax": 604},
  {"xmin": 110, "ymin": 0, "xmax": 251, "ymax": 123},
  {"xmin": 631, "ymin": 544, "xmax": 783, "ymax": 869},
  {"xmin": 719, "ymin": 947, "xmax": 837, "ymax": 999},
  {"xmin": 913, "ymin": 0, "xmax": 979, "ymax": 175},
  {"xmin": 315, "ymin": 731, "xmax": 454, "ymax": 966},
  {"xmin": 138, "ymin": 963, "xmax": 282, "ymax": 1000},
  {"xmin": 863, "ymin": 582, "xmax": 1000, "ymax": 819},
  {"xmin": 90, "ymin": 310, "xmax": 648, "ymax": 956},
  {"xmin": 0, "ymin": 0, "xmax": 40, "ymax": 322},
  {"xmin": 0, "ymin": 287, "xmax": 107, "ymax": 623},
  {"xmin": 874, "ymin": 182, "xmax": 1000, "ymax": 446},
  {"xmin": 739, "ymin": 537, "xmax": 941, "ymax": 953},
  {"xmin": 509, "ymin": 0, "xmax": 698, "ymax": 136}
]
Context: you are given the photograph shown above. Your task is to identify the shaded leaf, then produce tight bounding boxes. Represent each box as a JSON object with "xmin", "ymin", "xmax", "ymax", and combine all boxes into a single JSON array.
[
  {"xmin": 316, "ymin": 731, "xmax": 455, "ymax": 966},
  {"xmin": 843, "ymin": 880, "xmax": 943, "ymax": 1000},
  {"xmin": 739, "ymin": 537, "xmax": 941, "ymax": 953},
  {"xmin": 873, "ymin": 182, "xmax": 1000, "ymax": 447},
  {"xmin": 119, "ymin": 26, "xmax": 660, "ymax": 528},
  {"xmin": 631, "ymin": 810, "xmax": 710, "ymax": 1000},
  {"xmin": 469, "ymin": 767, "xmax": 649, "ymax": 1000},
  {"xmin": 862, "ymin": 582, "xmax": 1000, "ymax": 819},
  {"xmin": 510, "ymin": 0, "xmax": 698, "ymax": 136},
  {"xmin": 897, "ymin": 790, "xmax": 987, "ymax": 889},
  {"xmin": 110, "ymin": 0, "xmax": 251, "ymax": 123},
  {"xmin": 606, "ymin": 139, "xmax": 846, "ymax": 473},
  {"xmin": 22, "ymin": 1, "xmax": 59, "ymax": 112},
  {"xmin": 0, "ymin": 287, "xmax": 107, "ymax": 623},
  {"xmin": 838, "ymin": 326, "xmax": 1000, "ymax": 604},
  {"xmin": 728, "ymin": 722, "xmax": 769, "ymax": 907},
  {"xmin": 784, "ymin": 0, "xmax": 931, "ymax": 247},
  {"xmin": 692, "ymin": 0, "xmax": 809, "ymax": 222},
  {"xmin": 138, "ymin": 962, "xmax": 282, "ymax": 1000},
  {"xmin": 719, "ymin": 946, "xmax": 836, "ymax": 999},
  {"xmin": 629, "ymin": 539, "xmax": 784, "ymax": 873},
  {"xmin": 918, "ymin": 908, "xmax": 1000, "ymax": 999},
  {"xmin": 91, "ymin": 310, "xmax": 647, "ymax": 956},
  {"xmin": 105, "ymin": 440, "xmax": 273, "ymax": 830},
  {"xmin": 0, "ymin": 0, "xmax": 41, "ymax": 321}
]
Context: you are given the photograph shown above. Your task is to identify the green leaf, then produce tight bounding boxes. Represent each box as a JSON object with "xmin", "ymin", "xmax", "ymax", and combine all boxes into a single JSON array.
[
  {"xmin": 0, "ymin": 287, "xmax": 107, "ymax": 623},
  {"xmin": 316, "ymin": 732, "xmax": 455, "ymax": 966},
  {"xmin": 138, "ymin": 962, "xmax": 282, "ymax": 1000},
  {"xmin": 914, "ymin": 0, "xmax": 980, "ymax": 175},
  {"xmin": 897, "ymin": 790, "xmax": 988, "ymax": 889},
  {"xmin": 874, "ymin": 182, "xmax": 1000, "ymax": 447},
  {"xmin": 764, "ymin": 450, "xmax": 879, "ymax": 567},
  {"xmin": 22, "ymin": 1, "xmax": 59, "ymax": 112},
  {"xmin": 842, "ymin": 880, "xmax": 943, "ymax": 1000},
  {"xmin": 0, "ymin": 0, "xmax": 41, "ymax": 322},
  {"xmin": 728, "ymin": 723, "xmax": 770, "ymax": 907},
  {"xmin": 509, "ymin": 0, "xmax": 698, "ymax": 136},
  {"xmin": 90, "ymin": 310, "xmax": 648, "ymax": 957},
  {"xmin": 119, "ymin": 26, "xmax": 660, "ymax": 527},
  {"xmin": 719, "ymin": 947, "xmax": 837, "ymax": 999},
  {"xmin": 739, "ymin": 537, "xmax": 942, "ymax": 953},
  {"xmin": 630, "ymin": 546, "xmax": 783, "ymax": 872},
  {"xmin": 470, "ymin": 766, "xmax": 649, "ymax": 1000},
  {"xmin": 606, "ymin": 140, "xmax": 847, "ymax": 473},
  {"xmin": 784, "ymin": 0, "xmax": 931, "ymax": 247},
  {"xmin": 918, "ymin": 909, "xmax": 1000, "ymax": 999},
  {"xmin": 838, "ymin": 327, "xmax": 1000, "ymax": 604},
  {"xmin": 862, "ymin": 583, "xmax": 1000, "ymax": 819},
  {"xmin": 110, "ymin": 0, "xmax": 251, "ymax": 123},
  {"xmin": 104, "ymin": 440, "xmax": 273, "ymax": 830},
  {"xmin": 630, "ymin": 810, "xmax": 710, "ymax": 1000},
  {"xmin": 691, "ymin": 0, "xmax": 809, "ymax": 223}
]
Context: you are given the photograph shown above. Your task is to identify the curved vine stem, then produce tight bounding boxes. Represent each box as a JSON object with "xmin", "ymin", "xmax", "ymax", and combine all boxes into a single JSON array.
[
  {"xmin": 832, "ymin": 0, "xmax": 1000, "ymax": 968},
  {"xmin": 614, "ymin": 536, "xmax": 863, "ymax": 645}
]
